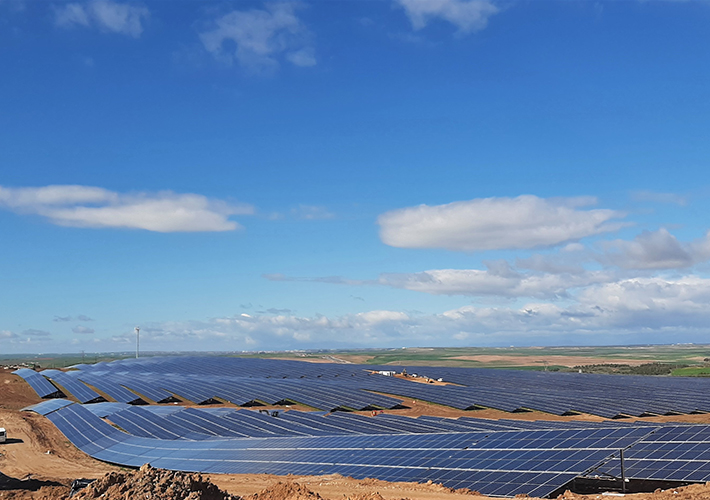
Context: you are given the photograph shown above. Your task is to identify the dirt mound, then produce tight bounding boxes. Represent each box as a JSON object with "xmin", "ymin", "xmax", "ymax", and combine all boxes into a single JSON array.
[
  {"xmin": 243, "ymin": 481, "xmax": 323, "ymax": 500},
  {"xmin": 71, "ymin": 464, "xmax": 240, "ymax": 500},
  {"xmin": 347, "ymin": 493, "xmax": 387, "ymax": 500},
  {"xmin": 0, "ymin": 371, "xmax": 42, "ymax": 410}
]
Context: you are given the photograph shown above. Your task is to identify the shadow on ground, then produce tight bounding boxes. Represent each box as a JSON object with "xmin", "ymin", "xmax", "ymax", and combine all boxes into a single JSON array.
[{"xmin": 0, "ymin": 472, "xmax": 64, "ymax": 491}]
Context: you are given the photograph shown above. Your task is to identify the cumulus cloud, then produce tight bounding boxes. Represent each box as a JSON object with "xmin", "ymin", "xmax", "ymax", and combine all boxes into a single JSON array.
[
  {"xmin": 55, "ymin": 0, "xmax": 149, "ymax": 38},
  {"xmin": 395, "ymin": 0, "xmax": 499, "ymax": 34},
  {"xmin": 100, "ymin": 276, "xmax": 710, "ymax": 351},
  {"xmin": 199, "ymin": 2, "xmax": 315, "ymax": 73},
  {"xmin": 575, "ymin": 277, "xmax": 710, "ymax": 329},
  {"xmin": 0, "ymin": 185, "xmax": 254, "ymax": 232},
  {"xmin": 72, "ymin": 326, "xmax": 95, "ymax": 334},
  {"xmin": 0, "ymin": 330, "xmax": 19, "ymax": 339},
  {"xmin": 114, "ymin": 309, "xmax": 415, "ymax": 350},
  {"xmin": 605, "ymin": 228, "xmax": 694, "ymax": 270},
  {"xmin": 378, "ymin": 195, "xmax": 627, "ymax": 252}
]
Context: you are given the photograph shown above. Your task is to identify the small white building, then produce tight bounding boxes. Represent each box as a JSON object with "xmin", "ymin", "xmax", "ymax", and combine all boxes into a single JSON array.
[{"xmin": 0, "ymin": 427, "xmax": 6, "ymax": 443}]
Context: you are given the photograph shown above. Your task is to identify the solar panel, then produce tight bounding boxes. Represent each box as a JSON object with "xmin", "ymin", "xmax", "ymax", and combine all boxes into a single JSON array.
[
  {"xmin": 41, "ymin": 371, "xmax": 105, "ymax": 403},
  {"xmin": 13, "ymin": 368, "xmax": 63, "ymax": 398},
  {"xmin": 21, "ymin": 398, "xmax": 73, "ymax": 415},
  {"xmin": 595, "ymin": 424, "xmax": 710, "ymax": 483}
]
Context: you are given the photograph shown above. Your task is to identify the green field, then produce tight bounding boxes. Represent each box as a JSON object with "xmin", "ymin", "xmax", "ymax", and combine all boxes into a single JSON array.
[
  {"xmin": 241, "ymin": 345, "xmax": 710, "ymax": 375},
  {"xmin": 4, "ymin": 345, "xmax": 710, "ymax": 376}
]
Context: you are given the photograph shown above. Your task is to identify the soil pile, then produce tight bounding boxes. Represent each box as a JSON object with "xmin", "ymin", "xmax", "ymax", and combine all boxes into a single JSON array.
[
  {"xmin": 346, "ymin": 493, "xmax": 388, "ymax": 500},
  {"xmin": 243, "ymin": 481, "xmax": 323, "ymax": 500},
  {"xmin": 71, "ymin": 464, "xmax": 240, "ymax": 500},
  {"xmin": 243, "ymin": 482, "xmax": 418, "ymax": 500}
]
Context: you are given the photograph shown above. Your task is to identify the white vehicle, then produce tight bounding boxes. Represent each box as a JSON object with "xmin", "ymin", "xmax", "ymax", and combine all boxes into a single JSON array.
[{"xmin": 0, "ymin": 427, "xmax": 6, "ymax": 443}]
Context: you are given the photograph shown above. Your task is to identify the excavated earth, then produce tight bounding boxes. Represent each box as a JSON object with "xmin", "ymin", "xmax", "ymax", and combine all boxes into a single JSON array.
[{"xmin": 4, "ymin": 369, "xmax": 710, "ymax": 500}]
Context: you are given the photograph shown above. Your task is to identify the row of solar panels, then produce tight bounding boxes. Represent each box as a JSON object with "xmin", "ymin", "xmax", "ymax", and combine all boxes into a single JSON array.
[
  {"xmin": 73, "ymin": 356, "xmax": 369, "ymax": 379},
  {"xmin": 17, "ymin": 355, "xmax": 710, "ymax": 417},
  {"xmin": 14, "ymin": 367, "xmax": 403, "ymax": 411},
  {"xmin": 29, "ymin": 401, "xmax": 665, "ymax": 498},
  {"xmin": 88, "ymin": 404, "xmax": 671, "ymax": 440}
]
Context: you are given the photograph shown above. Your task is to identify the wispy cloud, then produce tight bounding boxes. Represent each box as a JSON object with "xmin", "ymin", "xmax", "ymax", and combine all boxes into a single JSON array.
[
  {"xmin": 631, "ymin": 190, "xmax": 688, "ymax": 206},
  {"xmin": 199, "ymin": 2, "xmax": 315, "ymax": 74},
  {"xmin": 54, "ymin": 0, "xmax": 149, "ymax": 38},
  {"xmin": 54, "ymin": 314, "xmax": 94, "ymax": 322},
  {"xmin": 22, "ymin": 329, "xmax": 51, "ymax": 337},
  {"xmin": 290, "ymin": 204, "xmax": 335, "ymax": 220},
  {"xmin": 378, "ymin": 195, "xmax": 627, "ymax": 252},
  {"xmin": 395, "ymin": 0, "xmax": 499, "ymax": 34},
  {"xmin": 265, "ymin": 265, "xmax": 617, "ymax": 300},
  {"xmin": 72, "ymin": 325, "xmax": 95, "ymax": 334},
  {"xmin": 0, "ymin": 185, "xmax": 254, "ymax": 232}
]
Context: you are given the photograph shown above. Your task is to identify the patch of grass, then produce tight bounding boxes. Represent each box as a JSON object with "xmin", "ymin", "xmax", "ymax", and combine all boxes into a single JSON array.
[{"xmin": 671, "ymin": 366, "xmax": 710, "ymax": 377}]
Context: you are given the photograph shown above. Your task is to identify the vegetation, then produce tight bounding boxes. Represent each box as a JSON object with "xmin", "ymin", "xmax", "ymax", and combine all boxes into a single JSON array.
[{"xmin": 568, "ymin": 363, "xmax": 690, "ymax": 375}]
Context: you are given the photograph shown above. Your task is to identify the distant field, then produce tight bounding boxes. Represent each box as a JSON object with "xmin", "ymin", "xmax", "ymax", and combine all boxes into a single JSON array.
[
  {"xmin": 4, "ymin": 345, "xmax": 710, "ymax": 376},
  {"xmin": 248, "ymin": 345, "xmax": 710, "ymax": 375}
]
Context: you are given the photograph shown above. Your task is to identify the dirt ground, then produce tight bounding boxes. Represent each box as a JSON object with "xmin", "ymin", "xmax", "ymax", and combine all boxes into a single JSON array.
[{"xmin": 4, "ymin": 371, "xmax": 710, "ymax": 500}]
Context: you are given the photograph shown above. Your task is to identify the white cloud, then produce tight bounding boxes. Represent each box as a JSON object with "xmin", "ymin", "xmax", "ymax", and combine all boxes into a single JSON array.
[
  {"xmin": 55, "ymin": 0, "xmax": 149, "ymax": 38},
  {"xmin": 575, "ymin": 277, "xmax": 710, "ymax": 329},
  {"xmin": 0, "ymin": 185, "xmax": 254, "ymax": 232},
  {"xmin": 101, "ymin": 276, "xmax": 710, "ymax": 350},
  {"xmin": 689, "ymin": 230, "xmax": 710, "ymax": 263},
  {"xmin": 378, "ymin": 195, "xmax": 627, "ymax": 252},
  {"xmin": 605, "ymin": 228, "xmax": 694, "ymax": 270},
  {"xmin": 379, "ymin": 266, "xmax": 615, "ymax": 299},
  {"xmin": 199, "ymin": 2, "xmax": 315, "ymax": 73},
  {"xmin": 395, "ymin": 0, "xmax": 499, "ymax": 34},
  {"xmin": 0, "ymin": 330, "xmax": 19, "ymax": 339}
]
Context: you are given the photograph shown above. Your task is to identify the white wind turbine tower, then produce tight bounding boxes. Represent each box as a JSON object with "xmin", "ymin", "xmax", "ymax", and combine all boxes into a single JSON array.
[{"xmin": 135, "ymin": 326, "xmax": 140, "ymax": 359}]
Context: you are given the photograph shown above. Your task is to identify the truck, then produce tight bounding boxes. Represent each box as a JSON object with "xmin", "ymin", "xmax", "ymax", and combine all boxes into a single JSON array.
[{"xmin": 0, "ymin": 427, "xmax": 6, "ymax": 443}]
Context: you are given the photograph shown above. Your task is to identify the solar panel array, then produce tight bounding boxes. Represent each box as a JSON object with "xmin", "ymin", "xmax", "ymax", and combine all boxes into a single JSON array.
[
  {"xmin": 596, "ymin": 425, "xmax": 710, "ymax": 483},
  {"xmin": 16, "ymin": 356, "xmax": 710, "ymax": 418},
  {"xmin": 12, "ymin": 368, "xmax": 63, "ymax": 398},
  {"xmin": 37, "ymin": 369, "xmax": 105, "ymax": 403},
  {"xmin": 38, "ymin": 402, "xmax": 664, "ymax": 498}
]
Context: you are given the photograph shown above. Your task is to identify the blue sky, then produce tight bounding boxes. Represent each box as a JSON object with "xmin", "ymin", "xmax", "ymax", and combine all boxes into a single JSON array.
[{"xmin": 2, "ymin": 0, "xmax": 710, "ymax": 354}]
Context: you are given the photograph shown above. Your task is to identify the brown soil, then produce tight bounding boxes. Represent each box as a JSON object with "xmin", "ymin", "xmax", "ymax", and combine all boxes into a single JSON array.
[
  {"xmin": 391, "ymin": 374, "xmax": 451, "ymax": 386},
  {"xmin": 0, "ymin": 370, "xmax": 43, "ymax": 411},
  {"xmin": 209, "ymin": 475, "xmax": 489, "ymax": 500},
  {"xmin": 71, "ymin": 464, "xmax": 239, "ymax": 500}
]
